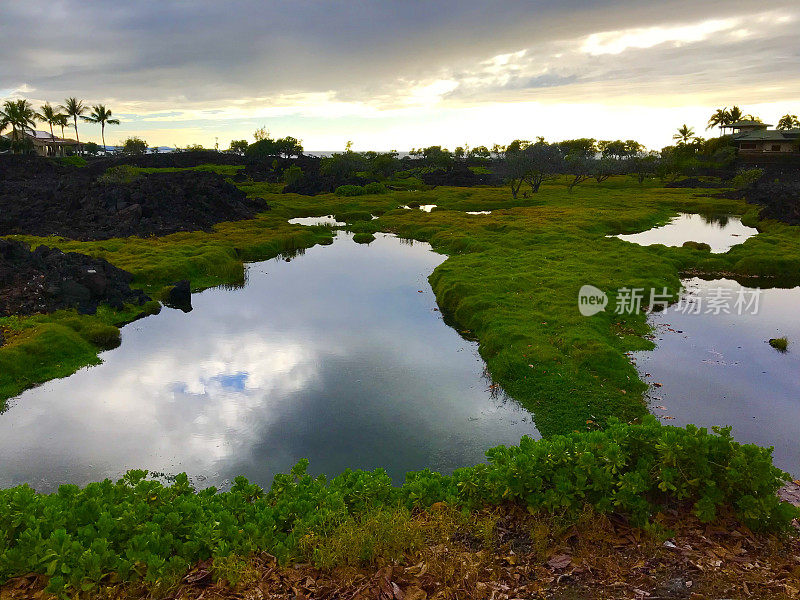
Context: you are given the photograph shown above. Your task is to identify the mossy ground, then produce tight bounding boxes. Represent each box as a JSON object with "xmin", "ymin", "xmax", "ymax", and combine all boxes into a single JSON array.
[{"xmin": 3, "ymin": 173, "xmax": 800, "ymax": 435}]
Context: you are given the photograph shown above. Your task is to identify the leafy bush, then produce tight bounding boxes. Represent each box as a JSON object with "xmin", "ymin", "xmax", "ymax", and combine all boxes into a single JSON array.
[
  {"xmin": 56, "ymin": 155, "xmax": 87, "ymax": 168},
  {"xmin": 769, "ymin": 337, "xmax": 788, "ymax": 352},
  {"xmin": 682, "ymin": 241, "xmax": 711, "ymax": 251},
  {"xmin": 283, "ymin": 165, "xmax": 304, "ymax": 186},
  {"xmin": 120, "ymin": 136, "xmax": 148, "ymax": 156},
  {"xmin": 731, "ymin": 168, "xmax": 764, "ymax": 190},
  {"xmin": 335, "ymin": 184, "xmax": 366, "ymax": 196},
  {"xmin": 97, "ymin": 165, "xmax": 142, "ymax": 185},
  {"xmin": 364, "ymin": 182, "xmax": 388, "ymax": 194},
  {"xmin": 0, "ymin": 419, "xmax": 794, "ymax": 596}
]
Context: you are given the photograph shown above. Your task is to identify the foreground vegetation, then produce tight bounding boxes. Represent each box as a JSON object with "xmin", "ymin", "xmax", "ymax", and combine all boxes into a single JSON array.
[{"xmin": 0, "ymin": 418, "xmax": 795, "ymax": 597}]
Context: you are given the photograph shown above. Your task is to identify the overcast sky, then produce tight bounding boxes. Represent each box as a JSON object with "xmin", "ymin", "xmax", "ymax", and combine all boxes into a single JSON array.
[{"xmin": 1, "ymin": 0, "xmax": 798, "ymax": 149}]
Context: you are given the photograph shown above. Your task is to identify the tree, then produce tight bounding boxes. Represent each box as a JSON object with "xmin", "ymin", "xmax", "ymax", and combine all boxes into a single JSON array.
[
  {"xmin": 54, "ymin": 113, "xmax": 71, "ymax": 140},
  {"xmin": 499, "ymin": 140, "xmax": 562, "ymax": 198},
  {"xmin": 470, "ymin": 145, "xmax": 491, "ymax": 160},
  {"xmin": 83, "ymin": 142, "xmax": 101, "ymax": 155},
  {"xmin": 777, "ymin": 114, "xmax": 800, "ymax": 130},
  {"xmin": 274, "ymin": 136, "xmax": 303, "ymax": 158},
  {"xmin": 673, "ymin": 124, "xmax": 696, "ymax": 146},
  {"xmin": 727, "ymin": 106, "xmax": 743, "ymax": 123},
  {"xmin": 0, "ymin": 99, "xmax": 37, "ymax": 153},
  {"xmin": 59, "ymin": 98, "xmax": 87, "ymax": 151},
  {"xmin": 253, "ymin": 127, "xmax": 270, "ymax": 141},
  {"xmin": 36, "ymin": 103, "xmax": 60, "ymax": 151},
  {"xmin": 229, "ymin": 139, "xmax": 248, "ymax": 155},
  {"xmin": 706, "ymin": 107, "xmax": 729, "ymax": 134},
  {"xmin": 82, "ymin": 104, "xmax": 120, "ymax": 151},
  {"xmin": 121, "ymin": 136, "xmax": 148, "ymax": 155},
  {"xmin": 558, "ymin": 138, "xmax": 596, "ymax": 159}
]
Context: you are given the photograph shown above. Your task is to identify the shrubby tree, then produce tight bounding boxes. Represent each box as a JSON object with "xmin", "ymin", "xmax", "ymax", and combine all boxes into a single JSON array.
[
  {"xmin": 321, "ymin": 150, "xmax": 366, "ymax": 180},
  {"xmin": 83, "ymin": 141, "xmax": 101, "ymax": 155},
  {"xmin": 121, "ymin": 136, "xmax": 148, "ymax": 155},
  {"xmin": 500, "ymin": 139, "xmax": 562, "ymax": 198},
  {"xmin": 229, "ymin": 139, "xmax": 248, "ymax": 155}
]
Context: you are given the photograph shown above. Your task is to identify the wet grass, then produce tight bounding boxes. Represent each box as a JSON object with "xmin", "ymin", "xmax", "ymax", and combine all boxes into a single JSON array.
[{"xmin": 3, "ymin": 173, "xmax": 800, "ymax": 432}]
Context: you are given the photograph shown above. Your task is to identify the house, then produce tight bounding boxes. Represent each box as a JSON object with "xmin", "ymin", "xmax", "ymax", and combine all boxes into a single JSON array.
[
  {"xmin": 729, "ymin": 120, "xmax": 800, "ymax": 155},
  {"xmin": 1, "ymin": 129, "xmax": 80, "ymax": 156}
]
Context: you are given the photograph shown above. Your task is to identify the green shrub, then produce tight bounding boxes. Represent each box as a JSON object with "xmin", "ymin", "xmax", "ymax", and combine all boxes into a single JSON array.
[
  {"xmin": 0, "ymin": 419, "xmax": 794, "ymax": 596},
  {"xmin": 97, "ymin": 165, "xmax": 142, "ymax": 185},
  {"xmin": 731, "ymin": 168, "xmax": 764, "ymax": 190},
  {"xmin": 682, "ymin": 240, "xmax": 711, "ymax": 251},
  {"xmin": 335, "ymin": 184, "xmax": 367, "ymax": 197},
  {"xmin": 769, "ymin": 337, "xmax": 788, "ymax": 352},
  {"xmin": 352, "ymin": 233, "xmax": 375, "ymax": 244},
  {"xmin": 364, "ymin": 182, "xmax": 388, "ymax": 194},
  {"xmin": 57, "ymin": 155, "xmax": 87, "ymax": 168},
  {"xmin": 283, "ymin": 165, "xmax": 304, "ymax": 186}
]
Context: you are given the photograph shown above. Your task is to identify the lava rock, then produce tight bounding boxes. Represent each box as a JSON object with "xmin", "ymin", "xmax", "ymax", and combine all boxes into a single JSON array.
[
  {"xmin": 165, "ymin": 280, "xmax": 192, "ymax": 312},
  {"xmin": 0, "ymin": 238, "xmax": 150, "ymax": 317}
]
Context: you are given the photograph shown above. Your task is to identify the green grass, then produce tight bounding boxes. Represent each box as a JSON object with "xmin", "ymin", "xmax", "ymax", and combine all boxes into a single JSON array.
[{"xmin": 3, "ymin": 172, "xmax": 800, "ymax": 434}]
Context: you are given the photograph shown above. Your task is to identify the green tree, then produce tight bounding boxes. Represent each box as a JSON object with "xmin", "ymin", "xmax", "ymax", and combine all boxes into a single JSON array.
[
  {"xmin": 777, "ymin": 114, "xmax": 800, "ymax": 130},
  {"xmin": 672, "ymin": 124, "xmax": 696, "ymax": 146},
  {"xmin": 120, "ymin": 136, "xmax": 148, "ymax": 155},
  {"xmin": 727, "ymin": 106, "xmax": 744, "ymax": 123},
  {"xmin": 82, "ymin": 104, "xmax": 120, "ymax": 151},
  {"xmin": 706, "ymin": 107, "xmax": 729, "ymax": 134},
  {"xmin": 274, "ymin": 136, "xmax": 303, "ymax": 158},
  {"xmin": 53, "ymin": 113, "xmax": 71, "ymax": 140},
  {"xmin": 36, "ymin": 103, "xmax": 60, "ymax": 150},
  {"xmin": 59, "ymin": 98, "xmax": 87, "ymax": 151},
  {"xmin": 229, "ymin": 139, "xmax": 248, "ymax": 155},
  {"xmin": 0, "ymin": 99, "xmax": 37, "ymax": 153}
]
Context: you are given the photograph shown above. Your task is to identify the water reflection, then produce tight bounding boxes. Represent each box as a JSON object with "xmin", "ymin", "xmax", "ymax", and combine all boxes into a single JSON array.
[
  {"xmin": 288, "ymin": 215, "xmax": 344, "ymax": 226},
  {"xmin": 633, "ymin": 277, "xmax": 800, "ymax": 474},
  {"xmin": 0, "ymin": 233, "xmax": 537, "ymax": 491},
  {"xmin": 615, "ymin": 213, "xmax": 758, "ymax": 253}
]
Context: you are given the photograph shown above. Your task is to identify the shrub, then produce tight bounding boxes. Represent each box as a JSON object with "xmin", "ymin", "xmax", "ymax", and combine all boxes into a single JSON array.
[
  {"xmin": 57, "ymin": 155, "xmax": 87, "ymax": 168},
  {"xmin": 682, "ymin": 241, "xmax": 711, "ymax": 251},
  {"xmin": 120, "ymin": 136, "xmax": 148, "ymax": 156},
  {"xmin": 0, "ymin": 419, "xmax": 794, "ymax": 596},
  {"xmin": 97, "ymin": 165, "xmax": 142, "ymax": 185},
  {"xmin": 364, "ymin": 182, "xmax": 388, "ymax": 194},
  {"xmin": 769, "ymin": 337, "xmax": 789, "ymax": 352},
  {"xmin": 335, "ymin": 184, "xmax": 366, "ymax": 196},
  {"xmin": 352, "ymin": 233, "xmax": 375, "ymax": 244},
  {"xmin": 731, "ymin": 168, "xmax": 764, "ymax": 190},
  {"xmin": 84, "ymin": 324, "xmax": 122, "ymax": 349},
  {"xmin": 283, "ymin": 165, "xmax": 304, "ymax": 186}
]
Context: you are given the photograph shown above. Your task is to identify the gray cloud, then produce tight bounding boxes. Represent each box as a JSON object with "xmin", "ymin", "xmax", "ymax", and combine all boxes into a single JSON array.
[{"xmin": 1, "ymin": 0, "xmax": 798, "ymax": 108}]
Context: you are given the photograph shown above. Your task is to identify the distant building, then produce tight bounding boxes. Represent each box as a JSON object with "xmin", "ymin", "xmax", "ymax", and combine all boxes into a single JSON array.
[
  {"xmin": 729, "ymin": 120, "xmax": 800, "ymax": 155},
  {"xmin": 0, "ymin": 129, "xmax": 80, "ymax": 156}
]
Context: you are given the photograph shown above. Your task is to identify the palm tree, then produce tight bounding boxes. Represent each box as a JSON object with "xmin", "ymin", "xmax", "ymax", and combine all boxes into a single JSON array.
[
  {"xmin": 82, "ymin": 104, "xmax": 120, "ymax": 152},
  {"xmin": 59, "ymin": 97, "xmax": 86, "ymax": 151},
  {"xmin": 673, "ymin": 124, "xmax": 696, "ymax": 145},
  {"xmin": 727, "ymin": 106, "xmax": 744, "ymax": 123},
  {"xmin": 36, "ymin": 103, "xmax": 60, "ymax": 155},
  {"xmin": 0, "ymin": 99, "xmax": 37, "ymax": 152},
  {"xmin": 706, "ymin": 107, "xmax": 729, "ymax": 135},
  {"xmin": 54, "ymin": 113, "xmax": 70, "ymax": 139},
  {"xmin": 777, "ymin": 114, "xmax": 800, "ymax": 130}
]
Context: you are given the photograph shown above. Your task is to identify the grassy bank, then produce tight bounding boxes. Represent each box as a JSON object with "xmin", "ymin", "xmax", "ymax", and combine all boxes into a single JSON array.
[{"xmin": 0, "ymin": 419, "xmax": 795, "ymax": 598}]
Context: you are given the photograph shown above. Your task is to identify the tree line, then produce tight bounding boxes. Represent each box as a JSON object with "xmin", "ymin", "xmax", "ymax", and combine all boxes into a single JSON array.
[{"xmin": 0, "ymin": 97, "xmax": 120, "ymax": 154}]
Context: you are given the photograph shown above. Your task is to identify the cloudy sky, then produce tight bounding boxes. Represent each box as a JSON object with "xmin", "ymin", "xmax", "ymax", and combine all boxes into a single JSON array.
[{"xmin": 1, "ymin": 0, "xmax": 798, "ymax": 150}]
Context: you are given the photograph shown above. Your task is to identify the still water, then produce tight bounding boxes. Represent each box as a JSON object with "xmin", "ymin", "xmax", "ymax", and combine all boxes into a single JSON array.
[
  {"xmin": 633, "ymin": 277, "xmax": 800, "ymax": 474},
  {"xmin": 1, "ymin": 233, "xmax": 537, "ymax": 491},
  {"xmin": 616, "ymin": 213, "xmax": 758, "ymax": 253}
]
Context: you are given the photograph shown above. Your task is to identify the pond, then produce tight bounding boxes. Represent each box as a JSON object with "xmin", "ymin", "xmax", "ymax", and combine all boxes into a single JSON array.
[
  {"xmin": 0, "ymin": 233, "xmax": 537, "ymax": 492},
  {"xmin": 615, "ymin": 213, "xmax": 758, "ymax": 253},
  {"xmin": 633, "ymin": 277, "xmax": 800, "ymax": 474}
]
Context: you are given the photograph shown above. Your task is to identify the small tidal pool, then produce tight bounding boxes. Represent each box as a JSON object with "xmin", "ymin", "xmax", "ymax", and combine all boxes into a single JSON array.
[
  {"xmin": 633, "ymin": 277, "xmax": 800, "ymax": 474},
  {"xmin": 615, "ymin": 213, "xmax": 758, "ymax": 253},
  {"xmin": 1, "ymin": 233, "xmax": 537, "ymax": 491}
]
